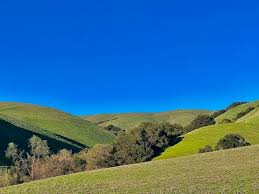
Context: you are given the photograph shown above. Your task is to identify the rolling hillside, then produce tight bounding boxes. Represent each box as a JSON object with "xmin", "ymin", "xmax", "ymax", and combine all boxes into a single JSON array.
[
  {"xmin": 215, "ymin": 100, "xmax": 259, "ymax": 123},
  {"xmin": 83, "ymin": 110, "xmax": 212, "ymax": 130},
  {"xmin": 2, "ymin": 145, "xmax": 259, "ymax": 193},
  {"xmin": 156, "ymin": 100, "xmax": 259, "ymax": 160},
  {"xmin": 0, "ymin": 103, "xmax": 115, "ymax": 164}
]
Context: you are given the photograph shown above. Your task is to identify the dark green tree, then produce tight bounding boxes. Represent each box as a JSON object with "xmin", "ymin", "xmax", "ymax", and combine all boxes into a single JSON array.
[
  {"xmin": 185, "ymin": 115, "xmax": 215, "ymax": 132},
  {"xmin": 215, "ymin": 134, "xmax": 250, "ymax": 150}
]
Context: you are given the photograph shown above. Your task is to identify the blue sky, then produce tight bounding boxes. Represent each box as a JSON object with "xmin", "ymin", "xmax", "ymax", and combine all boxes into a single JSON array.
[{"xmin": 0, "ymin": 0, "xmax": 258, "ymax": 115}]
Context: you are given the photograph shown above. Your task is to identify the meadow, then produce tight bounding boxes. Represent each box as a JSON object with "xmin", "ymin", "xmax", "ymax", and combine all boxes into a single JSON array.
[
  {"xmin": 1, "ymin": 145, "xmax": 259, "ymax": 194},
  {"xmin": 0, "ymin": 103, "xmax": 115, "ymax": 148}
]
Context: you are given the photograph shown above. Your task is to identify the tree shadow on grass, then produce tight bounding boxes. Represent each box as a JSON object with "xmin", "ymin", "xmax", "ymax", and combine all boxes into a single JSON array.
[
  {"xmin": 0, "ymin": 119, "xmax": 83, "ymax": 165},
  {"xmin": 152, "ymin": 136, "xmax": 184, "ymax": 158}
]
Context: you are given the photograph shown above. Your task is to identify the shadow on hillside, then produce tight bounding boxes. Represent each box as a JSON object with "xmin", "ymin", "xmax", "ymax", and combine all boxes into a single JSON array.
[
  {"xmin": 0, "ymin": 119, "xmax": 83, "ymax": 165},
  {"xmin": 153, "ymin": 136, "xmax": 184, "ymax": 158},
  {"xmin": 54, "ymin": 133, "xmax": 86, "ymax": 149}
]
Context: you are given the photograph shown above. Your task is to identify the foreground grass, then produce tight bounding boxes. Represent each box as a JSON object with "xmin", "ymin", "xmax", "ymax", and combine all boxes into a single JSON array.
[
  {"xmin": 155, "ymin": 123, "xmax": 259, "ymax": 160},
  {"xmin": 1, "ymin": 145, "xmax": 259, "ymax": 194},
  {"xmin": 0, "ymin": 103, "xmax": 115, "ymax": 147},
  {"xmin": 84, "ymin": 110, "xmax": 212, "ymax": 130}
]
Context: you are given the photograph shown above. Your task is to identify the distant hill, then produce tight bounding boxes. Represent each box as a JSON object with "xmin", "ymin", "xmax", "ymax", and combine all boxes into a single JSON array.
[
  {"xmin": 156, "ymin": 100, "xmax": 259, "ymax": 160},
  {"xmin": 0, "ymin": 103, "xmax": 115, "ymax": 164},
  {"xmin": 2, "ymin": 145, "xmax": 259, "ymax": 193},
  {"xmin": 83, "ymin": 110, "xmax": 213, "ymax": 130}
]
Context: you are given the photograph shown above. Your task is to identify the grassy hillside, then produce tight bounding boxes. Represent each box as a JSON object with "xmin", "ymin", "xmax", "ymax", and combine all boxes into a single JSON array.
[
  {"xmin": 215, "ymin": 101, "xmax": 259, "ymax": 123},
  {"xmin": 84, "ymin": 110, "xmax": 212, "ymax": 130},
  {"xmin": 2, "ymin": 145, "xmax": 259, "ymax": 193},
  {"xmin": 155, "ymin": 100, "xmax": 259, "ymax": 160},
  {"xmin": 0, "ymin": 103, "xmax": 114, "ymax": 161},
  {"xmin": 155, "ymin": 123, "xmax": 259, "ymax": 160},
  {"xmin": 237, "ymin": 106, "xmax": 259, "ymax": 124}
]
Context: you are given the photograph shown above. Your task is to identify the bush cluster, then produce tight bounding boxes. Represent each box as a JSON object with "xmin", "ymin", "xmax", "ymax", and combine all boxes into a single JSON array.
[
  {"xmin": 198, "ymin": 134, "xmax": 250, "ymax": 154},
  {"xmin": 2, "ymin": 122, "xmax": 183, "ymax": 188},
  {"xmin": 225, "ymin": 102, "xmax": 247, "ymax": 111},
  {"xmin": 184, "ymin": 115, "xmax": 215, "ymax": 133}
]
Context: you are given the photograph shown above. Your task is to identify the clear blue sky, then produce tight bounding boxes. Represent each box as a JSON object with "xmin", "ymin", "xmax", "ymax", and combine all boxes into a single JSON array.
[{"xmin": 0, "ymin": 0, "xmax": 258, "ymax": 115}]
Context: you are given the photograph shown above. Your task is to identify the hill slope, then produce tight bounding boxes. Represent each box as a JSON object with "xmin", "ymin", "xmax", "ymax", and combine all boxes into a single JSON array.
[
  {"xmin": 2, "ymin": 145, "xmax": 259, "ymax": 193},
  {"xmin": 215, "ymin": 101, "xmax": 259, "ymax": 123},
  {"xmin": 0, "ymin": 103, "xmax": 115, "ymax": 156},
  {"xmin": 156, "ymin": 100, "xmax": 259, "ymax": 160},
  {"xmin": 84, "ymin": 110, "xmax": 212, "ymax": 130}
]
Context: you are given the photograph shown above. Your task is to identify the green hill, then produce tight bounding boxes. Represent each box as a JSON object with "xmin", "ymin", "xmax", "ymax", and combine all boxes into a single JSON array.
[
  {"xmin": 237, "ymin": 106, "xmax": 259, "ymax": 124},
  {"xmin": 156, "ymin": 100, "xmax": 259, "ymax": 160},
  {"xmin": 83, "ymin": 110, "xmax": 212, "ymax": 130},
  {"xmin": 215, "ymin": 100, "xmax": 259, "ymax": 123},
  {"xmin": 2, "ymin": 145, "xmax": 259, "ymax": 193},
  {"xmin": 155, "ymin": 123, "xmax": 259, "ymax": 160},
  {"xmin": 0, "ymin": 103, "xmax": 115, "ymax": 164}
]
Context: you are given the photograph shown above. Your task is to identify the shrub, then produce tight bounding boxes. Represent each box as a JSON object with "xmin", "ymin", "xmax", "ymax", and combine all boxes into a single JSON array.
[
  {"xmin": 85, "ymin": 144, "xmax": 116, "ymax": 170},
  {"xmin": 226, "ymin": 102, "xmax": 247, "ymax": 111},
  {"xmin": 104, "ymin": 125, "xmax": 123, "ymax": 135},
  {"xmin": 215, "ymin": 134, "xmax": 250, "ymax": 150},
  {"xmin": 198, "ymin": 145, "xmax": 213, "ymax": 153},
  {"xmin": 220, "ymin": 119, "xmax": 232, "ymax": 124},
  {"xmin": 185, "ymin": 115, "xmax": 215, "ymax": 132},
  {"xmin": 211, "ymin": 110, "xmax": 226, "ymax": 118},
  {"xmin": 33, "ymin": 149, "xmax": 76, "ymax": 180}
]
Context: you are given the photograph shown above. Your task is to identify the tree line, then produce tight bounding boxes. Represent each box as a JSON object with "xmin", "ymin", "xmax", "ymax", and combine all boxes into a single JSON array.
[{"xmin": 0, "ymin": 121, "xmax": 183, "ymax": 187}]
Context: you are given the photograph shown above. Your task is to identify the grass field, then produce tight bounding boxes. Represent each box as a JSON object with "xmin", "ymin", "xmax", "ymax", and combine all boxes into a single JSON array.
[
  {"xmin": 1, "ymin": 145, "xmax": 259, "ymax": 194},
  {"xmin": 0, "ymin": 103, "xmax": 115, "ymax": 147},
  {"xmin": 84, "ymin": 110, "xmax": 212, "ymax": 130}
]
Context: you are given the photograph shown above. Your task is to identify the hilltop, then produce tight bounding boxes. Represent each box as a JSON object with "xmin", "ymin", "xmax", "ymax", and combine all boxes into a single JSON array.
[{"xmin": 83, "ymin": 110, "xmax": 212, "ymax": 130}]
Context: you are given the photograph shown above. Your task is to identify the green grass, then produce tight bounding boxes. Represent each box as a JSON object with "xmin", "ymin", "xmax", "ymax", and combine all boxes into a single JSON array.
[
  {"xmin": 0, "ymin": 103, "xmax": 115, "ymax": 148},
  {"xmin": 84, "ymin": 110, "xmax": 212, "ymax": 130},
  {"xmin": 155, "ymin": 123, "xmax": 259, "ymax": 160},
  {"xmin": 237, "ymin": 106, "xmax": 259, "ymax": 124},
  {"xmin": 155, "ymin": 100, "xmax": 259, "ymax": 160},
  {"xmin": 215, "ymin": 101, "xmax": 259, "ymax": 123},
  {"xmin": 1, "ymin": 145, "xmax": 259, "ymax": 194}
]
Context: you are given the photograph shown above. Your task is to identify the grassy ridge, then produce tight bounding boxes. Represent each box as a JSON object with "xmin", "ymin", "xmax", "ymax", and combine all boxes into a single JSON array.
[
  {"xmin": 215, "ymin": 101, "xmax": 259, "ymax": 123},
  {"xmin": 237, "ymin": 107, "xmax": 259, "ymax": 124},
  {"xmin": 2, "ymin": 145, "xmax": 259, "ymax": 193},
  {"xmin": 84, "ymin": 110, "xmax": 212, "ymax": 130},
  {"xmin": 0, "ymin": 103, "xmax": 115, "ymax": 148}
]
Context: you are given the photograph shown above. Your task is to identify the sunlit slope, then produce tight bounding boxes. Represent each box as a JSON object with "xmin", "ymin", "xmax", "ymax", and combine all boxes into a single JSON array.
[
  {"xmin": 0, "ymin": 103, "xmax": 115, "ymax": 147},
  {"xmin": 215, "ymin": 101, "xmax": 259, "ymax": 123},
  {"xmin": 237, "ymin": 106, "xmax": 259, "ymax": 124},
  {"xmin": 2, "ymin": 145, "xmax": 259, "ymax": 194},
  {"xmin": 84, "ymin": 110, "xmax": 212, "ymax": 130},
  {"xmin": 155, "ymin": 123, "xmax": 259, "ymax": 160}
]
